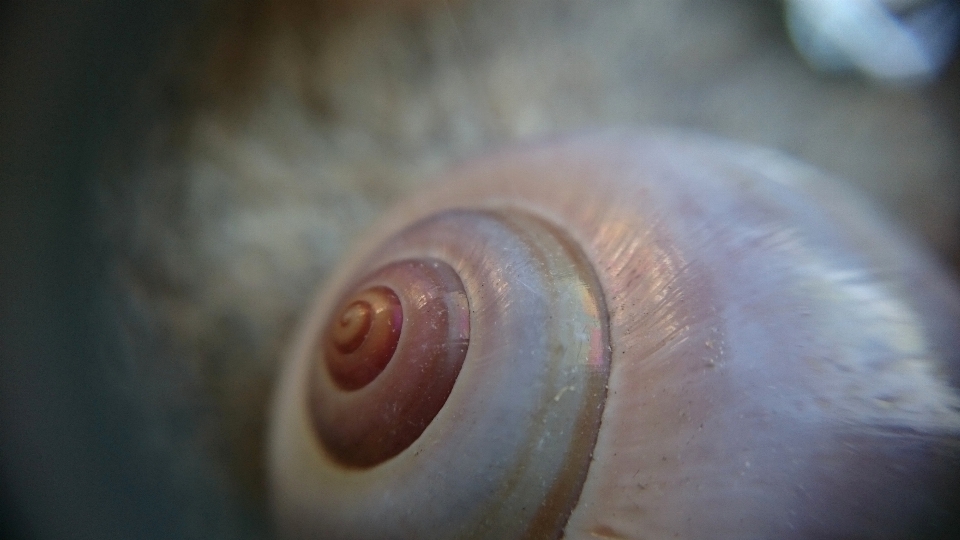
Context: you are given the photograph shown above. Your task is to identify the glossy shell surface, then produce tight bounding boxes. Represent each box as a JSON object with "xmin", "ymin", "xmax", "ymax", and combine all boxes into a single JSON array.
[{"xmin": 269, "ymin": 131, "xmax": 960, "ymax": 539}]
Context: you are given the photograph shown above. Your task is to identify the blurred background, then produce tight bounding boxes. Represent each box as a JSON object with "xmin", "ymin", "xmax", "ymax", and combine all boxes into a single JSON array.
[{"xmin": 2, "ymin": 0, "xmax": 959, "ymax": 538}]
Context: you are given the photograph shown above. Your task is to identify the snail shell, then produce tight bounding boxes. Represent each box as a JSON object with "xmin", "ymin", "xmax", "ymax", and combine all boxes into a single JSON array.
[{"xmin": 269, "ymin": 131, "xmax": 960, "ymax": 539}]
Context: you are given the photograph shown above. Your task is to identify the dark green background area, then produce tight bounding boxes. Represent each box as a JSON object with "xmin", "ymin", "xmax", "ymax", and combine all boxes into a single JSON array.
[{"xmin": 0, "ymin": 2, "xmax": 195, "ymax": 538}]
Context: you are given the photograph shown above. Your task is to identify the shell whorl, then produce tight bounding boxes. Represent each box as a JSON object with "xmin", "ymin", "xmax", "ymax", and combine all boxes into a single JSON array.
[
  {"xmin": 310, "ymin": 258, "xmax": 470, "ymax": 467},
  {"xmin": 277, "ymin": 208, "xmax": 611, "ymax": 538},
  {"xmin": 270, "ymin": 131, "xmax": 960, "ymax": 539}
]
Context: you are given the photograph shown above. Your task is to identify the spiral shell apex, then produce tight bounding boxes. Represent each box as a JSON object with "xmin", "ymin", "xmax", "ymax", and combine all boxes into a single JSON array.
[
  {"xmin": 310, "ymin": 258, "xmax": 471, "ymax": 468},
  {"xmin": 269, "ymin": 131, "xmax": 960, "ymax": 539},
  {"xmin": 282, "ymin": 208, "xmax": 612, "ymax": 538}
]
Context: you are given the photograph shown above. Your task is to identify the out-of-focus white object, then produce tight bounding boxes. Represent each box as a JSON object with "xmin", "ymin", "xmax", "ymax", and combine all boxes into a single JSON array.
[{"xmin": 785, "ymin": 0, "xmax": 960, "ymax": 84}]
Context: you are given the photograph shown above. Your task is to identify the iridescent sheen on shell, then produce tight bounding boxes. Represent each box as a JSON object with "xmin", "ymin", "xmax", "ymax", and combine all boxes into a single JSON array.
[{"xmin": 269, "ymin": 131, "xmax": 960, "ymax": 540}]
